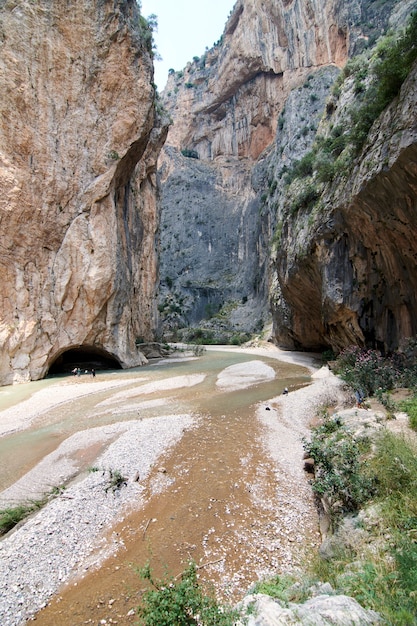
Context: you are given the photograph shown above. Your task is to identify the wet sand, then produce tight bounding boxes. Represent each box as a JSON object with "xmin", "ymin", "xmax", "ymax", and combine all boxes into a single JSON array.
[{"xmin": 0, "ymin": 343, "xmax": 347, "ymax": 625}]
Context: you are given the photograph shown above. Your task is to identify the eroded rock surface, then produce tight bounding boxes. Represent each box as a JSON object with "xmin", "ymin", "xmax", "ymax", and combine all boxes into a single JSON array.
[
  {"xmin": 237, "ymin": 592, "xmax": 382, "ymax": 625},
  {"xmin": 159, "ymin": 0, "xmax": 351, "ymax": 334},
  {"xmin": 0, "ymin": 0, "xmax": 168, "ymax": 384},
  {"xmin": 270, "ymin": 58, "xmax": 417, "ymax": 352},
  {"xmin": 159, "ymin": 0, "xmax": 417, "ymax": 352}
]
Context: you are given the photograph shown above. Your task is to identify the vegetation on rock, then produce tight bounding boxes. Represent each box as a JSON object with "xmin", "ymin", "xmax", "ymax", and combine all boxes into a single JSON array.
[
  {"xmin": 309, "ymin": 427, "xmax": 417, "ymax": 625},
  {"xmin": 332, "ymin": 340, "xmax": 417, "ymax": 404}
]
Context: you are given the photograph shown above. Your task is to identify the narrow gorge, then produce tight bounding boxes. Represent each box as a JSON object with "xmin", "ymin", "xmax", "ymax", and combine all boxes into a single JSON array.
[
  {"xmin": 0, "ymin": 1, "xmax": 417, "ymax": 625},
  {"xmin": 1, "ymin": 0, "xmax": 416, "ymax": 384},
  {"xmin": 158, "ymin": 0, "xmax": 417, "ymax": 355}
]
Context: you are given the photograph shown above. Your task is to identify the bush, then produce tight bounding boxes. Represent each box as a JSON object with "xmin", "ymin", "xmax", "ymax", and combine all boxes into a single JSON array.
[
  {"xmin": 332, "ymin": 346, "xmax": 399, "ymax": 395},
  {"xmin": 0, "ymin": 488, "xmax": 61, "ymax": 536},
  {"xmin": 105, "ymin": 468, "xmax": 127, "ymax": 493},
  {"xmin": 369, "ymin": 430, "xmax": 417, "ymax": 499},
  {"xmin": 295, "ymin": 152, "xmax": 315, "ymax": 178},
  {"xmin": 354, "ymin": 431, "xmax": 417, "ymax": 622},
  {"xmin": 303, "ymin": 415, "xmax": 374, "ymax": 523},
  {"xmin": 137, "ymin": 561, "xmax": 239, "ymax": 625},
  {"xmin": 290, "ymin": 183, "xmax": 319, "ymax": 214},
  {"xmin": 399, "ymin": 395, "xmax": 417, "ymax": 431},
  {"xmin": 315, "ymin": 153, "xmax": 336, "ymax": 183},
  {"xmin": 348, "ymin": 12, "xmax": 417, "ymax": 155},
  {"xmin": 189, "ymin": 344, "xmax": 206, "ymax": 356},
  {"xmin": 0, "ymin": 504, "xmax": 39, "ymax": 535},
  {"xmin": 309, "ymin": 429, "xmax": 417, "ymax": 624},
  {"xmin": 251, "ymin": 574, "xmax": 309, "ymax": 604}
]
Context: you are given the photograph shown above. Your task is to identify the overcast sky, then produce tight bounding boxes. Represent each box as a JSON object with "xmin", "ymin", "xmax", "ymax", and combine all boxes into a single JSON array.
[{"xmin": 140, "ymin": 0, "xmax": 237, "ymax": 91}]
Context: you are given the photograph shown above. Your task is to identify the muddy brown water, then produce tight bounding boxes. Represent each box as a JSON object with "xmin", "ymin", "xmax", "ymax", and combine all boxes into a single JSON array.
[{"xmin": 0, "ymin": 349, "xmax": 318, "ymax": 625}]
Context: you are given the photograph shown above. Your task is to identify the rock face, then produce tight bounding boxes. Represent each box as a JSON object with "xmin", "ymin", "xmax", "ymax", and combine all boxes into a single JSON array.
[
  {"xmin": 159, "ymin": 0, "xmax": 350, "ymax": 333},
  {"xmin": 269, "ymin": 30, "xmax": 417, "ymax": 352},
  {"xmin": 160, "ymin": 0, "xmax": 417, "ymax": 352},
  {"xmin": 0, "ymin": 0, "xmax": 168, "ymax": 384},
  {"xmin": 237, "ymin": 591, "xmax": 382, "ymax": 625}
]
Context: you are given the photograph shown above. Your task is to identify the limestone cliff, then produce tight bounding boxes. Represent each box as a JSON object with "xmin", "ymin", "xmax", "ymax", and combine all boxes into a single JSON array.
[
  {"xmin": 0, "ymin": 0, "xmax": 168, "ymax": 384},
  {"xmin": 159, "ymin": 0, "xmax": 350, "ymax": 335},
  {"xmin": 160, "ymin": 0, "xmax": 417, "ymax": 352},
  {"xmin": 268, "ymin": 11, "xmax": 417, "ymax": 352}
]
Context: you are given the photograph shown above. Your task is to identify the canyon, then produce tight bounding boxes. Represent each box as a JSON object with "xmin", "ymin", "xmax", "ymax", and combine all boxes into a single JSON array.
[
  {"xmin": 0, "ymin": 0, "xmax": 416, "ymax": 382},
  {"xmin": 159, "ymin": 0, "xmax": 417, "ymax": 354},
  {"xmin": 0, "ymin": 1, "xmax": 416, "ymax": 624}
]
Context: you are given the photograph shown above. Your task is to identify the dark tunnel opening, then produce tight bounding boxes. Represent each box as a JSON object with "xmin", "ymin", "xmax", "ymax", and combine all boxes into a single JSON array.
[{"xmin": 47, "ymin": 346, "xmax": 122, "ymax": 376}]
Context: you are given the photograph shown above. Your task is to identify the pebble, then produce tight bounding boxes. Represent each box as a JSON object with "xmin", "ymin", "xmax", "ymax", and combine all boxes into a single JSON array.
[
  {"xmin": 0, "ymin": 367, "xmax": 346, "ymax": 626},
  {"xmin": 0, "ymin": 414, "xmax": 194, "ymax": 626}
]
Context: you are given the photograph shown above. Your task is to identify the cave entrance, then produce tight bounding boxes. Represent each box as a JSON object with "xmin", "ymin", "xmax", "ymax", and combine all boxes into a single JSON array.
[{"xmin": 47, "ymin": 346, "xmax": 122, "ymax": 376}]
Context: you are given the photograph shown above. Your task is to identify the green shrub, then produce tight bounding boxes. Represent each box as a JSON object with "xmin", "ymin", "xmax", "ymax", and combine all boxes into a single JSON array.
[
  {"xmin": 315, "ymin": 153, "xmax": 336, "ymax": 183},
  {"xmin": 137, "ymin": 12, "xmax": 159, "ymax": 58},
  {"xmin": 295, "ymin": 152, "xmax": 315, "ymax": 178},
  {"xmin": 251, "ymin": 574, "xmax": 308, "ymax": 604},
  {"xmin": 321, "ymin": 349, "xmax": 336, "ymax": 364},
  {"xmin": 107, "ymin": 150, "xmax": 120, "ymax": 160},
  {"xmin": 348, "ymin": 431, "xmax": 417, "ymax": 623},
  {"xmin": 374, "ymin": 388, "xmax": 397, "ymax": 417},
  {"xmin": 332, "ymin": 346, "xmax": 398, "ymax": 395},
  {"xmin": 309, "ymin": 429, "xmax": 417, "ymax": 624},
  {"xmin": 137, "ymin": 561, "xmax": 239, "ymax": 625},
  {"xmin": 0, "ymin": 504, "xmax": 38, "ymax": 535},
  {"xmin": 290, "ymin": 183, "xmax": 319, "ymax": 215},
  {"xmin": 399, "ymin": 395, "xmax": 417, "ymax": 431},
  {"xmin": 303, "ymin": 416, "xmax": 374, "ymax": 523},
  {"xmin": 105, "ymin": 468, "xmax": 127, "ymax": 493},
  {"xmin": 348, "ymin": 12, "xmax": 417, "ymax": 155},
  {"xmin": 0, "ymin": 488, "xmax": 60, "ymax": 536},
  {"xmin": 369, "ymin": 430, "xmax": 417, "ymax": 501},
  {"xmin": 186, "ymin": 328, "xmax": 215, "ymax": 345},
  {"xmin": 230, "ymin": 332, "xmax": 251, "ymax": 346}
]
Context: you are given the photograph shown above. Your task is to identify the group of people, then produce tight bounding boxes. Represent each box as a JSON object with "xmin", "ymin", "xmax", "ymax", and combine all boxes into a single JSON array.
[{"xmin": 71, "ymin": 367, "xmax": 96, "ymax": 378}]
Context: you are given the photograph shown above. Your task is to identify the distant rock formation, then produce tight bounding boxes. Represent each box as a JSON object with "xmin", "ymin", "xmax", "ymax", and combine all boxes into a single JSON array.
[
  {"xmin": 159, "ymin": 0, "xmax": 350, "ymax": 335},
  {"xmin": 0, "ymin": 0, "xmax": 168, "ymax": 384},
  {"xmin": 159, "ymin": 0, "xmax": 417, "ymax": 353}
]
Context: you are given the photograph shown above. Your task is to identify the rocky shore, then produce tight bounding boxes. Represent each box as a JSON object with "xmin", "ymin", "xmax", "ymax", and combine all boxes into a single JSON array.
[
  {"xmin": 0, "ymin": 345, "xmax": 381, "ymax": 625},
  {"xmin": 0, "ymin": 413, "xmax": 195, "ymax": 625}
]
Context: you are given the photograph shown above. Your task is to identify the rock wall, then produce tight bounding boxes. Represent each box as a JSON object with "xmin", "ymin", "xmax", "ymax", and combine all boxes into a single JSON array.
[
  {"xmin": 163, "ymin": 0, "xmax": 348, "ymax": 161},
  {"xmin": 0, "ymin": 0, "xmax": 168, "ymax": 384},
  {"xmin": 270, "ymin": 37, "xmax": 417, "ymax": 353},
  {"xmin": 159, "ymin": 0, "xmax": 350, "ymax": 334},
  {"xmin": 160, "ymin": 0, "xmax": 417, "ymax": 352}
]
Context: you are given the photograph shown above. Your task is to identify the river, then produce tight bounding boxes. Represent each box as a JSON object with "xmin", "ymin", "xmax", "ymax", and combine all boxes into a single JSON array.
[{"xmin": 0, "ymin": 345, "xmax": 322, "ymax": 625}]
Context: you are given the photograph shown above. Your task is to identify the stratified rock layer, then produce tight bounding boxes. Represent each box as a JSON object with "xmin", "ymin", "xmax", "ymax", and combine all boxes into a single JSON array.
[
  {"xmin": 159, "ymin": 0, "xmax": 350, "ymax": 333},
  {"xmin": 0, "ymin": 0, "xmax": 167, "ymax": 384},
  {"xmin": 160, "ymin": 0, "xmax": 417, "ymax": 352}
]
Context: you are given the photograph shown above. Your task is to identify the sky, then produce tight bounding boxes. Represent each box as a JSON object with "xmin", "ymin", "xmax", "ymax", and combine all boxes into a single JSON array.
[{"xmin": 139, "ymin": 0, "xmax": 237, "ymax": 91}]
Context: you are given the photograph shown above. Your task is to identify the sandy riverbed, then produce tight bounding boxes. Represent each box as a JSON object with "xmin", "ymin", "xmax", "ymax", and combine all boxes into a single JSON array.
[{"xmin": 0, "ymin": 343, "xmax": 349, "ymax": 626}]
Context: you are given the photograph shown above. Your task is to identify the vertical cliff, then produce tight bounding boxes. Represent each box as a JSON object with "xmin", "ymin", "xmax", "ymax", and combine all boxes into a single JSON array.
[
  {"xmin": 268, "ymin": 8, "xmax": 417, "ymax": 352},
  {"xmin": 159, "ymin": 0, "xmax": 350, "ymax": 336},
  {"xmin": 160, "ymin": 0, "xmax": 417, "ymax": 352},
  {"xmin": 0, "ymin": 0, "xmax": 168, "ymax": 384}
]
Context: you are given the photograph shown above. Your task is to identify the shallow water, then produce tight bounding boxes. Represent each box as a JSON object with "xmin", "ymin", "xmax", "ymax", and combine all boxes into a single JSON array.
[
  {"xmin": 0, "ymin": 348, "xmax": 318, "ymax": 626},
  {"xmin": 0, "ymin": 349, "xmax": 309, "ymax": 495}
]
